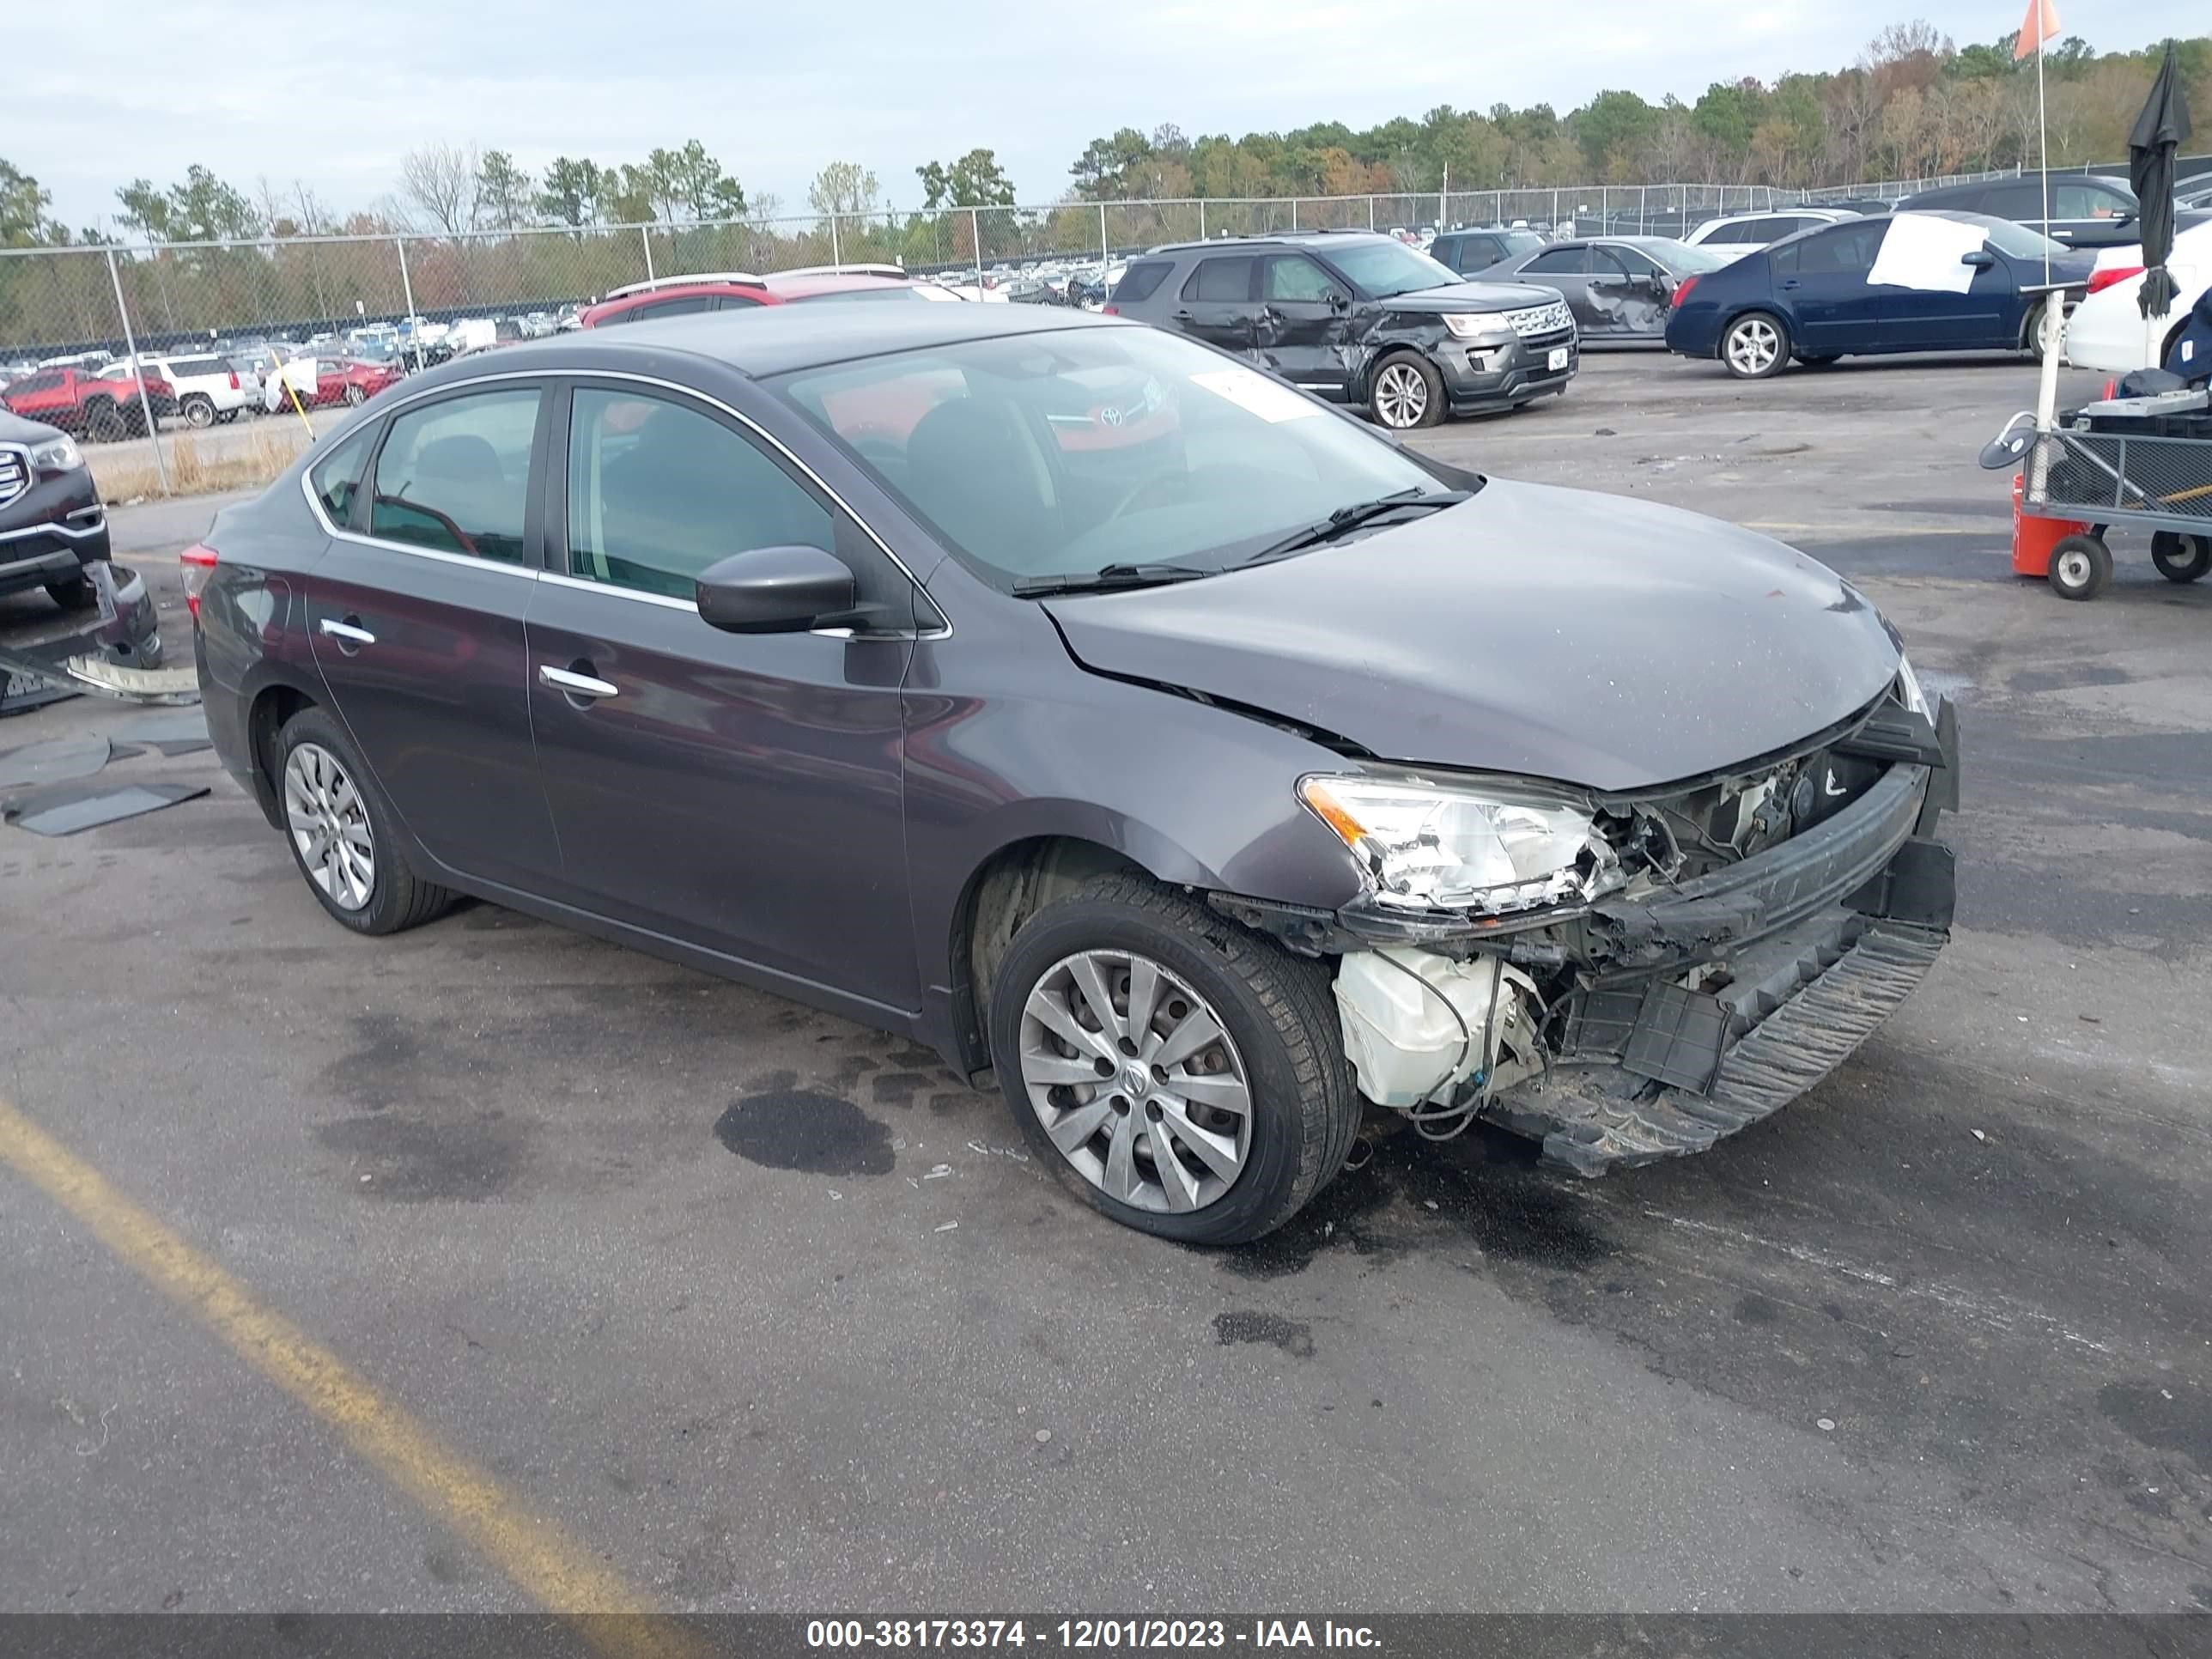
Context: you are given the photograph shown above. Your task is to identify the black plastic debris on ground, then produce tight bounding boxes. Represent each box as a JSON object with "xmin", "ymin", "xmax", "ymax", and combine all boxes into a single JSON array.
[
  {"xmin": 101, "ymin": 707, "xmax": 211, "ymax": 756},
  {"xmin": 3, "ymin": 779, "xmax": 209, "ymax": 836},
  {"xmin": 0, "ymin": 733, "xmax": 111, "ymax": 791},
  {"xmin": 2, "ymin": 664, "xmax": 76, "ymax": 717}
]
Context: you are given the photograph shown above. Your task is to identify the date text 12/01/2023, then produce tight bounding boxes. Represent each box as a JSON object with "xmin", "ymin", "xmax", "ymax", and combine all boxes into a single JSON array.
[{"xmin": 805, "ymin": 1620, "xmax": 1382, "ymax": 1649}]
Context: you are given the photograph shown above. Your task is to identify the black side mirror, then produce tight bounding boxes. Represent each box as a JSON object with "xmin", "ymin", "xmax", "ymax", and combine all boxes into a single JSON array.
[
  {"xmin": 696, "ymin": 544, "xmax": 855, "ymax": 635},
  {"xmin": 1961, "ymin": 250, "xmax": 1996, "ymax": 269}
]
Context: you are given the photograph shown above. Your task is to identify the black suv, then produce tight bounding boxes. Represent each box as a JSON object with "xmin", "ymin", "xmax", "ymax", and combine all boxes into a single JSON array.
[
  {"xmin": 0, "ymin": 408, "xmax": 110, "ymax": 611},
  {"xmin": 1106, "ymin": 231, "xmax": 1577, "ymax": 429},
  {"xmin": 1898, "ymin": 174, "xmax": 2209, "ymax": 252}
]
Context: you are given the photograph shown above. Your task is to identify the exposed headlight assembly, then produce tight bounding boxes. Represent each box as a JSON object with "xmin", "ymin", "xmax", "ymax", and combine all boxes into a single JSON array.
[
  {"xmin": 1893, "ymin": 651, "xmax": 1928, "ymax": 715},
  {"xmin": 1441, "ymin": 312, "xmax": 1515, "ymax": 341},
  {"xmin": 1300, "ymin": 775, "xmax": 1624, "ymax": 915},
  {"xmin": 28, "ymin": 435, "xmax": 82, "ymax": 476}
]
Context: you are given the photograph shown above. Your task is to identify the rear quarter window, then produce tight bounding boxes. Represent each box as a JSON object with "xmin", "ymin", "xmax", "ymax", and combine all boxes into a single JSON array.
[
  {"xmin": 1182, "ymin": 257, "xmax": 1254, "ymax": 302},
  {"xmin": 1110, "ymin": 261, "xmax": 1172, "ymax": 305}
]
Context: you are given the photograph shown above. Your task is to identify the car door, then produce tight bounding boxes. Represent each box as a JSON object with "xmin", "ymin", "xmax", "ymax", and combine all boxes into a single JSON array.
[
  {"xmin": 1772, "ymin": 221, "xmax": 1887, "ymax": 351},
  {"xmin": 1875, "ymin": 236, "xmax": 2018, "ymax": 349},
  {"xmin": 2047, "ymin": 178, "xmax": 2141, "ymax": 250},
  {"xmin": 1592, "ymin": 245, "xmax": 1674, "ymax": 338},
  {"xmin": 1166, "ymin": 255, "xmax": 1256, "ymax": 356},
  {"xmin": 1513, "ymin": 244, "xmax": 1601, "ymax": 333},
  {"xmin": 302, "ymin": 382, "xmax": 563, "ymax": 891},
  {"xmin": 522, "ymin": 380, "xmax": 919, "ymax": 1016},
  {"xmin": 1253, "ymin": 253, "xmax": 1351, "ymax": 397}
]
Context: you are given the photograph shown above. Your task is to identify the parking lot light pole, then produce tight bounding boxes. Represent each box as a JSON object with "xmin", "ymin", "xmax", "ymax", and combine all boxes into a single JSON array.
[
  {"xmin": 103, "ymin": 246, "xmax": 169, "ymax": 495},
  {"xmin": 969, "ymin": 208, "xmax": 982, "ymax": 291},
  {"xmin": 639, "ymin": 224, "xmax": 654, "ymax": 283},
  {"xmin": 1099, "ymin": 204, "xmax": 1108, "ymax": 276},
  {"xmin": 830, "ymin": 211, "xmax": 841, "ymax": 269},
  {"xmin": 1198, "ymin": 199, "xmax": 1206, "ymax": 240},
  {"xmin": 393, "ymin": 238, "xmax": 424, "ymax": 374}
]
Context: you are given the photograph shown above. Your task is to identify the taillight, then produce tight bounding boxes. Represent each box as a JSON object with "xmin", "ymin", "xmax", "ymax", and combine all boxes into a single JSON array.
[
  {"xmin": 180, "ymin": 542, "xmax": 217, "ymax": 619},
  {"xmin": 1669, "ymin": 275, "xmax": 1699, "ymax": 310},
  {"xmin": 1102, "ymin": 304, "xmax": 1119, "ymax": 315},
  {"xmin": 2087, "ymin": 264, "xmax": 2144, "ymax": 295},
  {"xmin": 228, "ymin": 369, "xmax": 240, "ymax": 389}
]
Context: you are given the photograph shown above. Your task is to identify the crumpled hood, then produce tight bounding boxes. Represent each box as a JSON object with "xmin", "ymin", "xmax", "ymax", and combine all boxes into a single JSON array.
[
  {"xmin": 1377, "ymin": 280, "xmax": 1563, "ymax": 315},
  {"xmin": 1042, "ymin": 479, "xmax": 1902, "ymax": 793}
]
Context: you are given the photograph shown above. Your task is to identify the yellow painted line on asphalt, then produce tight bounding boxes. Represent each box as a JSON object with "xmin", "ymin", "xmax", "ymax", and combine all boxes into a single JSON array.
[{"xmin": 0, "ymin": 1094, "xmax": 697, "ymax": 1659}]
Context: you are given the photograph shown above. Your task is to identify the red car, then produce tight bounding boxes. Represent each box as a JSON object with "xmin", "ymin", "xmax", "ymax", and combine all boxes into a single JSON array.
[
  {"xmin": 579, "ymin": 265, "xmax": 955, "ymax": 328},
  {"xmin": 0, "ymin": 365, "xmax": 177, "ymax": 440},
  {"xmin": 301, "ymin": 358, "xmax": 406, "ymax": 409}
]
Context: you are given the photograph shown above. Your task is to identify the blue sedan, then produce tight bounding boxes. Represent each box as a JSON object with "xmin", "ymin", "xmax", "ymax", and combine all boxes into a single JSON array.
[{"xmin": 1664, "ymin": 211, "xmax": 2097, "ymax": 379}]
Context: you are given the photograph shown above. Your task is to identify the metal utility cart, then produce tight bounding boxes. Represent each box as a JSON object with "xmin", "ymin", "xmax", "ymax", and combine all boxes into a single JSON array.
[{"xmin": 1985, "ymin": 289, "xmax": 2212, "ymax": 601}]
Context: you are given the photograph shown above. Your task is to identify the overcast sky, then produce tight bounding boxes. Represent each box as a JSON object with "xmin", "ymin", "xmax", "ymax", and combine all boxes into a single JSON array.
[{"xmin": 13, "ymin": 1, "xmax": 2200, "ymax": 231}]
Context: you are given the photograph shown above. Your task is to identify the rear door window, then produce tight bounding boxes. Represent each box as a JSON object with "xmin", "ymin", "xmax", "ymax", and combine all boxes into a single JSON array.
[
  {"xmin": 1797, "ymin": 222, "xmax": 1883, "ymax": 276},
  {"xmin": 1182, "ymin": 257, "xmax": 1255, "ymax": 302},
  {"xmin": 368, "ymin": 387, "xmax": 542, "ymax": 564}
]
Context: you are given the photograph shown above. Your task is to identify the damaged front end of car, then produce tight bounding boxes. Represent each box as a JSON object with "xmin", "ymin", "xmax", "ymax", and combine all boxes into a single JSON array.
[{"xmin": 1210, "ymin": 671, "xmax": 1959, "ymax": 1175}]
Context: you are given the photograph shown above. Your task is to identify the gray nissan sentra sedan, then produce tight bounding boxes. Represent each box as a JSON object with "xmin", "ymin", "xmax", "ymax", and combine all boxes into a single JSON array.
[{"xmin": 190, "ymin": 304, "xmax": 1956, "ymax": 1244}]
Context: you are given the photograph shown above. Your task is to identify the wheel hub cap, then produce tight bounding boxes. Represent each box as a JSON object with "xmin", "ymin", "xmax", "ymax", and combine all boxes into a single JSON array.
[
  {"xmin": 1018, "ymin": 949, "xmax": 1252, "ymax": 1215},
  {"xmin": 283, "ymin": 742, "xmax": 375, "ymax": 912}
]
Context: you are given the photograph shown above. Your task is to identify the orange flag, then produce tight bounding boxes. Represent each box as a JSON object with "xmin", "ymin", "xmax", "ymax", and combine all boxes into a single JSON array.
[{"xmin": 2014, "ymin": 0, "xmax": 2060, "ymax": 59}]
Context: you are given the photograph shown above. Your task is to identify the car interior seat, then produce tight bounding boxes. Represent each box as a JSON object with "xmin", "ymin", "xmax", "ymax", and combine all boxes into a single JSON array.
[{"xmin": 901, "ymin": 398, "xmax": 1061, "ymax": 574}]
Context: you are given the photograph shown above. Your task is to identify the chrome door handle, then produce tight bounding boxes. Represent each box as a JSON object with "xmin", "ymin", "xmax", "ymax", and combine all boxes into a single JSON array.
[
  {"xmin": 319, "ymin": 618, "xmax": 375, "ymax": 647},
  {"xmin": 539, "ymin": 664, "xmax": 618, "ymax": 699}
]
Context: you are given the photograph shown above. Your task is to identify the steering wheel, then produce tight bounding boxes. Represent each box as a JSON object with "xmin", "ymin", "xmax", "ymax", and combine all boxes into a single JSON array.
[{"xmin": 1105, "ymin": 472, "xmax": 1190, "ymax": 522}]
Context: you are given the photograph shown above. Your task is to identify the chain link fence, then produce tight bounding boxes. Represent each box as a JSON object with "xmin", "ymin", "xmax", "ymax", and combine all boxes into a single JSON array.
[{"xmin": 0, "ymin": 167, "xmax": 2051, "ymax": 496}]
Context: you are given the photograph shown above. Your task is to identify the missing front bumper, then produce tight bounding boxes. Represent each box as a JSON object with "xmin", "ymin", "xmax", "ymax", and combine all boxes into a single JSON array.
[{"xmin": 1492, "ymin": 906, "xmax": 1948, "ymax": 1176}]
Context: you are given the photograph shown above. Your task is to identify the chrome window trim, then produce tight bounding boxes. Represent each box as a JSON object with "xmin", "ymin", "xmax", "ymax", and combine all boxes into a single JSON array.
[{"xmin": 294, "ymin": 367, "xmax": 935, "ymax": 604}]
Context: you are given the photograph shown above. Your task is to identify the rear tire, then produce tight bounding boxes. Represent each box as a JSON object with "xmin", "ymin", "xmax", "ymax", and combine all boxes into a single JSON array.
[
  {"xmin": 2150, "ymin": 532, "xmax": 2211, "ymax": 583},
  {"xmin": 1721, "ymin": 312, "xmax": 1788, "ymax": 379},
  {"xmin": 1368, "ymin": 350, "xmax": 1445, "ymax": 430},
  {"xmin": 2048, "ymin": 533, "xmax": 2112, "ymax": 601},
  {"xmin": 988, "ymin": 874, "xmax": 1359, "ymax": 1245},
  {"xmin": 181, "ymin": 396, "xmax": 216, "ymax": 429},
  {"xmin": 343, "ymin": 383, "xmax": 367, "ymax": 407},
  {"xmin": 85, "ymin": 400, "xmax": 125, "ymax": 442},
  {"xmin": 272, "ymin": 705, "xmax": 455, "ymax": 936}
]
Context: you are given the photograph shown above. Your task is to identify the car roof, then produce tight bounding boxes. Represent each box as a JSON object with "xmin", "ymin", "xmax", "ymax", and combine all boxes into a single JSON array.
[
  {"xmin": 437, "ymin": 301, "xmax": 1133, "ymax": 381},
  {"xmin": 1141, "ymin": 230, "xmax": 1400, "ymax": 256},
  {"xmin": 762, "ymin": 271, "xmax": 924, "ymax": 299}
]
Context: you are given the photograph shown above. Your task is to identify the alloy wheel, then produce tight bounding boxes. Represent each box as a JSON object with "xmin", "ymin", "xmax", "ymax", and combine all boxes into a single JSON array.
[
  {"xmin": 283, "ymin": 742, "xmax": 375, "ymax": 911},
  {"xmin": 1726, "ymin": 318, "xmax": 1779, "ymax": 375},
  {"xmin": 1018, "ymin": 949, "xmax": 1253, "ymax": 1214},
  {"xmin": 1373, "ymin": 362, "xmax": 1429, "ymax": 428}
]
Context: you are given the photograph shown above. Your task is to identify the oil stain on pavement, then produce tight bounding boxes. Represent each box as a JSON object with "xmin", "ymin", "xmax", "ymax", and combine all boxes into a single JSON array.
[
  {"xmin": 714, "ymin": 1073, "xmax": 895, "ymax": 1177},
  {"xmin": 1213, "ymin": 1310, "xmax": 1316, "ymax": 1358}
]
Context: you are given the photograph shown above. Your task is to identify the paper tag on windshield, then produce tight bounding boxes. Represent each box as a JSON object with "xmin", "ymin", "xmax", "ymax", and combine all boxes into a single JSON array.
[{"xmin": 1188, "ymin": 368, "xmax": 1318, "ymax": 422}]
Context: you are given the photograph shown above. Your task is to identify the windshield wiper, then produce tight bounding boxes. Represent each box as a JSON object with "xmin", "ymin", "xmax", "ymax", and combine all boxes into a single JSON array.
[
  {"xmin": 1241, "ymin": 488, "xmax": 1470, "ymax": 567},
  {"xmin": 1012, "ymin": 562, "xmax": 1216, "ymax": 597}
]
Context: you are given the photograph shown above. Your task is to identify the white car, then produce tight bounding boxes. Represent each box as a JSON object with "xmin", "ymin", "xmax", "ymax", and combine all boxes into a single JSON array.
[
  {"xmin": 2065, "ymin": 221, "xmax": 2212, "ymax": 375},
  {"xmin": 1684, "ymin": 208, "xmax": 1862, "ymax": 261},
  {"xmin": 149, "ymin": 352, "xmax": 260, "ymax": 428}
]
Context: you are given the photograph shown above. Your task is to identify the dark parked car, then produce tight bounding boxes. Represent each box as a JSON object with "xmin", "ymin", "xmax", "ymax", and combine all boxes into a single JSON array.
[
  {"xmin": 1428, "ymin": 227, "xmax": 1544, "ymax": 277},
  {"xmin": 1897, "ymin": 173, "xmax": 2209, "ymax": 252},
  {"xmin": 0, "ymin": 409, "xmax": 112, "ymax": 609},
  {"xmin": 1106, "ymin": 231, "xmax": 1577, "ymax": 428},
  {"xmin": 1666, "ymin": 211, "xmax": 2097, "ymax": 378},
  {"xmin": 1474, "ymin": 236, "xmax": 1734, "ymax": 344},
  {"xmin": 191, "ymin": 305, "xmax": 1955, "ymax": 1244}
]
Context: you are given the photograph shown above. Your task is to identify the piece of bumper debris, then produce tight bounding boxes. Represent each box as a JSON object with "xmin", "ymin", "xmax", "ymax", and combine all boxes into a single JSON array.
[
  {"xmin": 101, "ymin": 707, "xmax": 210, "ymax": 756},
  {"xmin": 88, "ymin": 562, "xmax": 164, "ymax": 671},
  {"xmin": 0, "ymin": 733, "xmax": 111, "ymax": 791},
  {"xmin": 3, "ymin": 779, "xmax": 208, "ymax": 836}
]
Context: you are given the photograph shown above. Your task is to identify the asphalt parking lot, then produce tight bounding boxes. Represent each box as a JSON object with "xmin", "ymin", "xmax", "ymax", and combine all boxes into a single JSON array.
[{"xmin": 4, "ymin": 349, "xmax": 2211, "ymax": 1619}]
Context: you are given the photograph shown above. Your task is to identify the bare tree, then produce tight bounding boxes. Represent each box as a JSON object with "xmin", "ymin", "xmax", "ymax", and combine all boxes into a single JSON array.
[{"xmin": 399, "ymin": 144, "xmax": 480, "ymax": 234}]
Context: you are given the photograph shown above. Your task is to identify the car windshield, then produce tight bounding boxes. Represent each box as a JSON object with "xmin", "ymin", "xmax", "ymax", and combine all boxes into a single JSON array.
[
  {"xmin": 773, "ymin": 324, "xmax": 1461, "ymax": 587},
  {"xmin": 1644, "ymin": 240, "xmax": 1733, "ymax": 272},
  {"xmin": 1318, "ymin": 238, "xmax": 1462, "ymax": 298}
]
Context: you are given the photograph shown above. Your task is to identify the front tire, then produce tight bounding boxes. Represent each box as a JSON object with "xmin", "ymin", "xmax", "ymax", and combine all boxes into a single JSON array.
[
  {"xmin": 1368, "ymin": 350, "xmax": 1445, "ymax": 430},
  {"xmin": 273, "ymin": 706, "xmax": 454, "ymax": 935},
  {"xmin": 1722, "ymin": 312, "xmax": 1788, "ymax": 379},
  {"xmin": 2048, "ymin": 532, "xmax": 2112, "ymax": 601},
  {"xmin": 989, "ymin": 875, "xmax": 1359, "ymax": 1245},
  {"xmin": 343, "ymin": 383, "xmax": 367, "ymax": 407},
  {"xmin": 44, "ymin": 574, "xmax": 97, "ymax": 611}
]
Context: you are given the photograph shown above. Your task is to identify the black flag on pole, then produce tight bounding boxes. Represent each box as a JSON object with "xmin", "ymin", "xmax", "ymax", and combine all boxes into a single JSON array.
[{"xmin": 2128, "ymin": 41, "xmax": 2194, "ymax": 319}]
